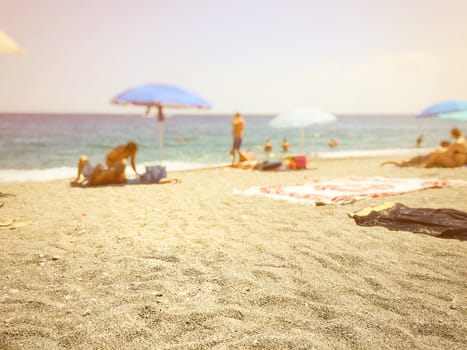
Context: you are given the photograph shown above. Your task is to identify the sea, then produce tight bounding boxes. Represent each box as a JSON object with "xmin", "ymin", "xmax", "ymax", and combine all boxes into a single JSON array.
[{"xmin": 0, "ymin": 113, "xmax": 462, "ymax": 183}]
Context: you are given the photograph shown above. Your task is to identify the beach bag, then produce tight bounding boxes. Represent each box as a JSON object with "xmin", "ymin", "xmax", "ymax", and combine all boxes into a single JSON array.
[
  {"xmin": 294, "ymin": 155, "xmax": 307, "ymax": 169},
  {"xmin": 142, "ymin": 166, "xmax": 167, "ymax": 183}
]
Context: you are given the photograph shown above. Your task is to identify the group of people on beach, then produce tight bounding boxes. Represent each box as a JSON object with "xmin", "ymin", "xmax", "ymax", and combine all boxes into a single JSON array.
[
  {"xmin": 71, "ymin": 116, "xmax": 465, "ymax": 187},
  {"xmin": 71, "ymin": 141, "xmax": 180, "ymax": 186},
  {"xmin": 230, "ymin": 112, "xmax": 342, "ymax": 167},
  {"xmin": 382, "ymin": 127, "xmax": 466, "ymax": 168},
  {"xmin": 232, "ymin": 112, "xmax": 465, "ymax": 170},
  {"xmin": 230, "ymin": 112, "xmax": 292, "ymax": 166},
  {"xmin": 72, "ymin": 111, "xmax": 250, "ymax": 186},
  {"xmin": 230, "ymin": 113, "xmax": 308, "ymax": 170}
]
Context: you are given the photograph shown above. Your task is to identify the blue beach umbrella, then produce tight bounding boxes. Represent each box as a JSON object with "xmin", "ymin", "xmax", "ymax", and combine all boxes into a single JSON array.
[
  {"xmin": 417, "ymin": 100, "xmax": 467, "ymax": 121},
  {"xmin": 270, "ymin": 107, "xmax": 337, "ymax": 153},
  {"xmin": 437, "ymin": 110, "xmax": 467, "ymax": 122},
  {"xmin": 112, "ymin": 83, "xmax": 211, "ymax": 164}
]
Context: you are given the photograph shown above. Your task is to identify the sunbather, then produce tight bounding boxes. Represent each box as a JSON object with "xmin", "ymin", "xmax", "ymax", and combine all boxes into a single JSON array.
[
  {"xmin": 72, "ymin": 141, "xmax": 139, "ymax": 186},
  {"xmin": 230, "ymin": 150, "xmax": 299, "ymax": 171},
  {"xmin": 419, "ymin": 142, "xmax": 466, "ymax": 168},
  {"xmin": 382, "ymin": 128, "xmax": 467, "ymax": 168},
  {"xmin": 70, "ymin": 156, "xmax": 127, "ymax": 186},
  {"xmin": 451, "ymin": 127, "xmax": 465, "ymax": 145},
  {"xmin": 231, "ymin": 150, "xmax": 258, "ymax": 169}
]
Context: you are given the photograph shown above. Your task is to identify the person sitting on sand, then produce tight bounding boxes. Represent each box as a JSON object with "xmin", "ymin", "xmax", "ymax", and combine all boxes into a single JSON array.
[
  {"xmin": 381, "ymin": 141, "xmax": 449, "ymax": 167},
  {"xmin": 381, "ymin": 138, "xmax": 466, "ymax": 168},
  {"xmin": 451, "ymin": 127, "xmax": 465, "ymax": 145},
  {"xmin": 71, "ymin": 156, "xmax": 127, "ymax": 186},
  {"xmin": 71, "ymin": 154, "xmax": 180, "ymax": 186},
  {"xmin": 421, "ymin": 128, "xmax": 466, "ymax": 168},
  {"xmin": 420, "ymin": 141, "xmax": 466, "ymax": 168},
  {"xmin": 71, "ymin": 141, "xmax": 139, "ymax": 186},
  {"xmin": 231, "ymin": 149, "xmax": 258, "ymax": 169},
  {"xmin": 436, "ymin": 140, "xmax": 452, "ymax": 152},
  {"xmin": 105, "ymin": 141, "xmax": 139, "ymax": 176}
]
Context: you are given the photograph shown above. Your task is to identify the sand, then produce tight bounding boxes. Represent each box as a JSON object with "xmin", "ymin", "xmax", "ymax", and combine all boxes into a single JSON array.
[{"xmin": 0, "ymin": 157, "xmax": 466, "ymax": 349}]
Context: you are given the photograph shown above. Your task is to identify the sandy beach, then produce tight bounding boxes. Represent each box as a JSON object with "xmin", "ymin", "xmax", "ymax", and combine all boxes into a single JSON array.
[{"xmin": 0, "ymin": 157, "xmax": 466, "ymax": 349}]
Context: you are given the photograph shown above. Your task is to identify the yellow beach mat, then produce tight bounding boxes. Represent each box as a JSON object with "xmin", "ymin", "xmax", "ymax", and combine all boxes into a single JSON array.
[
  {"xmin": 348, "ymin": 202, "xmax": 397, "ymax": 218},
  {"xmin": 0, "ymin": 217, "xmax": 31, "ymax": 228}
]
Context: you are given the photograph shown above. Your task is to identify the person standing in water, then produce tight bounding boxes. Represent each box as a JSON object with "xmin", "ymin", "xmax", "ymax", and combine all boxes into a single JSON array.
[
  {"xmin": 416, "ymin": 134, "xmax": 423, "ymax": 147},
  {"xmin": 231, "ymin": 112, "xmax": 245, "ymax": 165},
  {"xmin": 264, "ymin": 139, "xmax": 272, "ymax": 159},
  {"xmin": 282, "ymin": 138, "xmax": 290, "ymax": 152}
]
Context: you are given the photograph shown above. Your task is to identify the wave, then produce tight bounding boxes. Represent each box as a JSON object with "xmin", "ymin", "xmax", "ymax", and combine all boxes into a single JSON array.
[
  {"xmin": 0, "ymin": 161, "xmax": 226, "ymax": 184},
  {"xmin": 315, "ymin": 147, "xmax": 435, "ymax": 159},
  {"xmin": 0, "ymin": 167, "xmax": 77, "ymax": 183},
  {"xmin": 0, "ymin": 148, "xmax": 435, "ymax": 183}
]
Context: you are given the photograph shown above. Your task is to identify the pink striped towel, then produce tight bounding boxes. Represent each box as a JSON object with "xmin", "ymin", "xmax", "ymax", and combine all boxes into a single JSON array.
[{"xmin": 236, "ymin": 177, "xmax": 464, "ymax": 205}]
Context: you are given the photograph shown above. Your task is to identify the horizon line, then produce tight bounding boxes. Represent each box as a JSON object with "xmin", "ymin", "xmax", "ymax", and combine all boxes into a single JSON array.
[{"xmin": 0, "ymin": 111, "xmax": 415, "ymax": 117}]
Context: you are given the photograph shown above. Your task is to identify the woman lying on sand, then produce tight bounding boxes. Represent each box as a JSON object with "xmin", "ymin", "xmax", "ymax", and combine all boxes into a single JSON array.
[
  {"xmin": 382, "ymin": 128, "xmax": 466, "ymax": 168},
  {"xmin": 230, "ymin": 150, "xmax": 304, "ymax": 171},
  {"xmin": 70, "ymin": 156, "xmax": 180, "ymax": 187},
  {"xmin": 71, "ymin": 142, "xmax": 140, "ymax": 186},
  {"xmin": 70, "ymin": 155, "xmax": 127, "ymax": 186}
]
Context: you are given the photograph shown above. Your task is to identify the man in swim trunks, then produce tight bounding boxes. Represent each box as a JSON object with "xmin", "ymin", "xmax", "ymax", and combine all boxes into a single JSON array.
[{"xmin": 231, "ymin": 112, "xmax": 245, "ymax": 165}]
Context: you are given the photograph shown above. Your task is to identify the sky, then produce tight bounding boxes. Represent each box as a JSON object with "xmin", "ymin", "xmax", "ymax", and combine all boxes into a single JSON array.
[{"xmin": 1, "ymin": 0, "xmax": 466, "ymax": 115}]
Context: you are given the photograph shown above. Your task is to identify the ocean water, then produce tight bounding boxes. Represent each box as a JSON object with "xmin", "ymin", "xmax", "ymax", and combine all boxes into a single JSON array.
[{"xmin": 0, "ymin": 113, "xmax": 462, "ymax": 183}]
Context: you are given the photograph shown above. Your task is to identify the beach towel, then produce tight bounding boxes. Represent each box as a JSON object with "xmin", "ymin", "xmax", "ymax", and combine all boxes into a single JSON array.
[
  {"xmin": 236, "ymin": 176, "xmax": 464, "ymax": 206},
  {"xmin": 349, "ymin": 202, "xmax": 467, "ymax": 239}
]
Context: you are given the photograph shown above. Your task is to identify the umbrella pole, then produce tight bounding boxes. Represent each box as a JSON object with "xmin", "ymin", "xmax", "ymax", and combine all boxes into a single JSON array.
[
  {"xmin": 157, "ymin": 106, "xmax": 164, "ymax": 165},
  {"xmin": 300, "ymin": 126, "xmax": 305, "ymax": 154},
  {"xmin": 158, "ymin": 120, "xmax": 163, "ymax": 165}
]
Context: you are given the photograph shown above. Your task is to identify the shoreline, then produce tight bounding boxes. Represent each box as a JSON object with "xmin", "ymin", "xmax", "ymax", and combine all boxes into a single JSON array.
[{"xmin": 0, "ymin": 147, "xmax": 439, "ymax": 184}]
